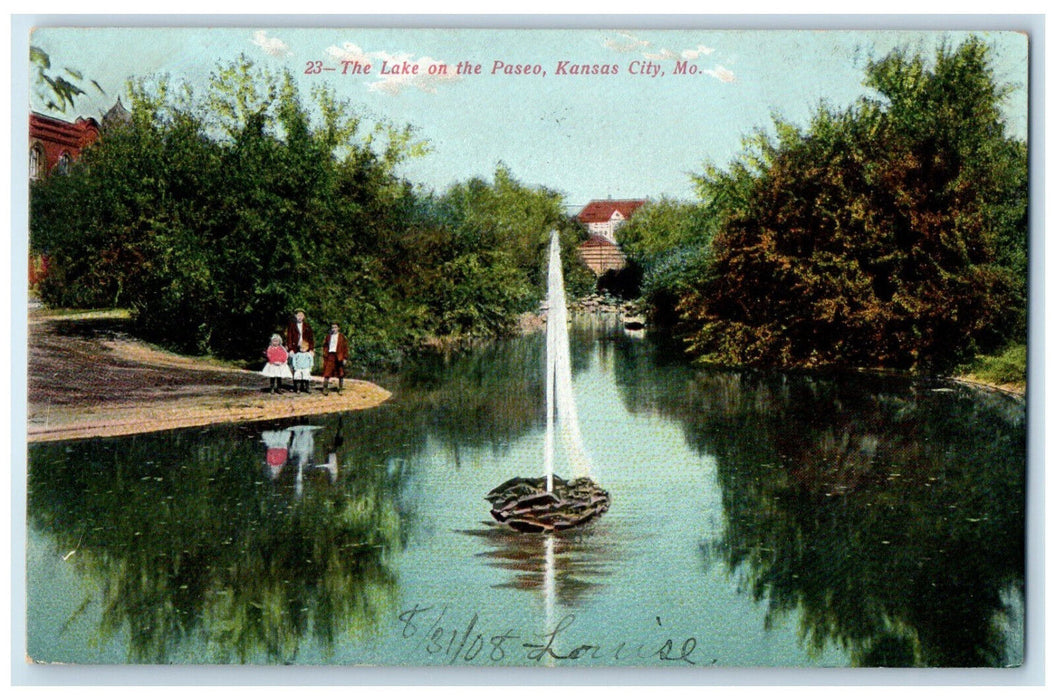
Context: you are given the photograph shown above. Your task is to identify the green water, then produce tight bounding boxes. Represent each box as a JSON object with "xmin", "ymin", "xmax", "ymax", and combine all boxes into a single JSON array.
[{"xmin": 26, "ymin": 316, "xmax": 1026, "ymax": 667}]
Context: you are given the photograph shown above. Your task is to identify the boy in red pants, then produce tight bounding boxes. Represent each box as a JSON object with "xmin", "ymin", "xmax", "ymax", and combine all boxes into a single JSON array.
[{"xmin": 321, "ymin": 322, "xmax": 349, "ymax": 395}]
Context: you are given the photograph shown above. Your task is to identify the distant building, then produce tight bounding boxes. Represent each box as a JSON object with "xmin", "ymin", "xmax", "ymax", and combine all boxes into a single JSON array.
[
  {"xmin": 28, "ymin": 99, "xmax": 129, "ymax": 285},
  {"xmin": 575, "ymin": 199, "xmax": 646, "ymax": 276},
  {"xmin": 579, "ymin": 234, "xmax": 627, "ymax": 276},
  {"xmin": 576, "ymin": 199, "xmax": 647, "ymax": 244},
  {"xmin": 29, "ymin": 112, "xmax": 100, "ymax": 180},
  {"xmin": 29, "ymin": 98, "xmax": 129, "ymax": 181},
  {"xmin": 101, "ymin": 97, "xmax": 132, "ymax": 130}
]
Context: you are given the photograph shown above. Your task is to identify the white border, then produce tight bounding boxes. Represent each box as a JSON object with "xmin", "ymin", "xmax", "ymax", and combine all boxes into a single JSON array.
[{"xmin": 5, "ymin": 10, "xmax": 1047, "ymax": 691}]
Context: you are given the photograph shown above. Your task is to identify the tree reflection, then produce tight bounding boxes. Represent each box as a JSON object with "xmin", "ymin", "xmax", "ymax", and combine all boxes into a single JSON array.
[
  {"xmin": 613, "ymin": 340, "xmax": 1026, "ymax": 667},
  {"xmin": 28, "ymin": 420, "xmax": 404, "ymax": 663},
  {"xmin": 392, "ymin": 332, "xmax": 545, "ymax": 452},
  {"xmin": 28, "ymin": 335, "xmax": 550, "ymax": 664}
]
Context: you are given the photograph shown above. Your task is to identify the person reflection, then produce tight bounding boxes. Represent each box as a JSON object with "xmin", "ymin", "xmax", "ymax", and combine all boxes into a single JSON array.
[
  {"xmin": 289, "ymin": 425, "xmax": 321, "ymax": 496},
  {"xmin": 261, "ymin": 424, "xmax": 339, "ymax": 493},
  {"xmin": 320, "ymin": 417, "xmax": 344, "ymax": 483},
  {"xmin": 261, "ymin": 428, "xmax": 293, "ymax": 479}
]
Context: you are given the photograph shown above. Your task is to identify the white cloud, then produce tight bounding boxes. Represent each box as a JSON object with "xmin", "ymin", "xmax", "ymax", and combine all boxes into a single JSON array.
[
  {"xmin": 637, "ymin": 41, "xmax": 733, "ymax": 83},
  {"xmin": 643, "ymin": 48, "xmax": 681, "ymax": 62},
  {"xmin": 326, "ymin": 42, "xmax": 371, "ymax": 64},
  {"xmin": 681, "ymin": 45, "xmax": 716, "ymax": 60},
  {"xmin": 251, "ymin": 30, "xmax": 291, "ymax": 58},
  {"xmin": 644, "ymin": 44, "xmax": 717, "ymax": 62},
  {"xmin": 325, "ymin": 43, "xmax": 460, "ymax": 95},
  {"xmin": 703, "ymin": 65, "xmax": 736, "ymax": 83},
  {"xmin": 604, "ymin": 31, "xmax": 651, "ymax": 53}
]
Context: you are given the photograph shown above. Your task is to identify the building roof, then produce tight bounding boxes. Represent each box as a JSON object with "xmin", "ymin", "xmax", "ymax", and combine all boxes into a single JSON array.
[
  {"xmin": 102, "ymin": 97, "xmax": 132, "ymax": 129},
  {"xmin": 29, "ymin": 112, "xmax": 101, "ymax": 149},
  {"xmin": 576, "ymin": 199, "xmax": 647, "ymax": 224}
]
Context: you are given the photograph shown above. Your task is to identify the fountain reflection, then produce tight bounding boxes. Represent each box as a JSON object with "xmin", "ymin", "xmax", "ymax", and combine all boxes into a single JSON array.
[{"xmin": 459, "ymin": 521, "xmax": 617, "ymax": 608}]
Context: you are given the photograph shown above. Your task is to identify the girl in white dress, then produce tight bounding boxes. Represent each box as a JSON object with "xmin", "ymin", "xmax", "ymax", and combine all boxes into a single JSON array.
[{"xmin": 261, "ymin": 333, "xmax": 293, "ymax": 393}]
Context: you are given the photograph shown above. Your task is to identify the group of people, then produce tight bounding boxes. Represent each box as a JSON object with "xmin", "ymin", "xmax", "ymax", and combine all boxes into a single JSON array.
[{"xmin": 261, "ymin": 309, "xmax": 349, "ymax": 395}]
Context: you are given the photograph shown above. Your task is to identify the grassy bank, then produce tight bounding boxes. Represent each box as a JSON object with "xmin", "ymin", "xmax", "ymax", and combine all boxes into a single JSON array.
[{"xmin": 956, "ymin": 343, "xmax": 1027, "ymax": 395}]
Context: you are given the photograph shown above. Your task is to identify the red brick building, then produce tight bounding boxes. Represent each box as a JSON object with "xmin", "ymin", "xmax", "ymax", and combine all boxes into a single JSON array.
[{"xmin": 29, "ymin": 111, "xmax": 100, "ymax": 180}]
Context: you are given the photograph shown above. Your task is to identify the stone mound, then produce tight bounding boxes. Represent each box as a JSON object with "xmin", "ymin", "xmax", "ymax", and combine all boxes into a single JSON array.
[{"xmin": 485, "ymin": 475, "xmax": 611, "ymax": 533}]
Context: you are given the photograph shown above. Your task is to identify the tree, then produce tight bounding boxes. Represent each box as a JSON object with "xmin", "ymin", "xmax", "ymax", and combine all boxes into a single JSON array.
[
  {"xmin": 31, "ymin": 57, "xmax": 426, "ymax": 360},
  {"xmin": 30, "ymin": 45, "xmax": 105, "ymax": 113},
  {"xmin": 616, "ymin": 197, "xmax": 715, "ymax": 321},
  {"xmin": 416, "ymin": 165, "xmax": 585, "ymax": 338},
  {"xmin": 678, "ymin": 37, "xmax": 1026, "ymax": 372},
  {"xmin": 30, "ymin": 57, "xmax": 581, "ymax": 367}
]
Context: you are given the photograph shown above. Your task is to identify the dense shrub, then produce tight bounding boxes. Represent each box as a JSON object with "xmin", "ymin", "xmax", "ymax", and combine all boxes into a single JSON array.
[{"xmin": 678, "ymin": 38, "xmax": 1027, "ymax": 372}]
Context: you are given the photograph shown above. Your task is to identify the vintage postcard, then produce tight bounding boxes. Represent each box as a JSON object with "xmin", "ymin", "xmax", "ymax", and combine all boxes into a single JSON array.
[{"xmin": 19, "ymin": 20, "xmax": 1032, "ymax": 676}]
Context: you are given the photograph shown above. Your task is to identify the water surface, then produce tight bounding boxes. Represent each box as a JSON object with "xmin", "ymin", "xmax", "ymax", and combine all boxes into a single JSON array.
[{"xmin": 27, "ymin": 317, "xmax": 1026, "ymax": 667}]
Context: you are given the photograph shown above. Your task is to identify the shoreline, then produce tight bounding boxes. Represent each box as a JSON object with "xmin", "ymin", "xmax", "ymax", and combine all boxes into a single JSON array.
[
  {"xmin": 26, "ymin": 307, "xmax": 1023, "ymax": 444},
  {"xmin": 27, "ymin": 308, "xmax": 393, "ymax": 443},
  {"xmin": 27, "ymin": 379, "xmax": 392, "ymax": 443}
]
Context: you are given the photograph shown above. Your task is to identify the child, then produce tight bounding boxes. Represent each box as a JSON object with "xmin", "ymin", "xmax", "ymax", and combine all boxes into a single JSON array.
[
  {"xmin": 261, "ymin": 428, "xmax": 292, "ymax": 479},
  {"xmin": 321, "ymin": 322, "xmax": 349, "ymax": 395},
  {"xmin": 261, "ymin": 333, "xmax": 293, "ymax": 393},
  {"xmin": 291, "ymin": 340, "xmax": 314, "ymax": 393}
]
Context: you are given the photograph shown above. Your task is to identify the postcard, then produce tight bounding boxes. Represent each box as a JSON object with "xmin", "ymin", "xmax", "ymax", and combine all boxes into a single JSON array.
[{"xmin": 20, "ymin": 20, "xmax": 1032, "ymax": 676}]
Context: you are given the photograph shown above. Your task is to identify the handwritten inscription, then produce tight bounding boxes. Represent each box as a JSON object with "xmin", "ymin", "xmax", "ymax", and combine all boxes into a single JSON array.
[
  {"xmin": 306, "ymin": 59, "xmax": 688, "ymax": 79},
  {"xmin": 397, "ymin": 604, "xmax": 719, "ymax": 666}
]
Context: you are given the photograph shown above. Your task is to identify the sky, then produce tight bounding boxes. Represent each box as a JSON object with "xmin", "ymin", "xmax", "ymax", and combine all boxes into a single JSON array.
[{"xmin": 27, "ymin": 25, "xmax": 1030, "ymax": 211}]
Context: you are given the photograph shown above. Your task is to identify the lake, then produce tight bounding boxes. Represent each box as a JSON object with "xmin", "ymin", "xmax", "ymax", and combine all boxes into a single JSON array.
[{"xmin": 26, "ymin": 315, "xmax": 1026, "ymax": 667}]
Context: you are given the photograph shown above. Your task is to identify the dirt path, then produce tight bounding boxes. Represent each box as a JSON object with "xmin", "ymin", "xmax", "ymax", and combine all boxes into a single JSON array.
[{"xmin": 27, "ymin": 309, "xmax": 392, "ymax": 443}]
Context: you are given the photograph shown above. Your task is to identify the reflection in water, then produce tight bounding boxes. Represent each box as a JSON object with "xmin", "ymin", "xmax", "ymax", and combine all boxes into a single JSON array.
[
  {"xmin": 26, "ymin": 319, "xmax": 1026, "ymax": 667},
  {"xmin": 262, "ymin": 429, "xmax": 291, "ymax": 479},
  {"xmin": 262, "ymin": 425, "xmax": 338, "ymax": 497},
  {"xmin": 459, "ymin": 522, "xmax": 616, "ymax": 608},
  {"xmin": 608, "ymin": 337, "xmax": 1026, "ymax": 668},
  {"xmin": 28, "ymin": 418, "xmax": 403, "ymax": 664}
]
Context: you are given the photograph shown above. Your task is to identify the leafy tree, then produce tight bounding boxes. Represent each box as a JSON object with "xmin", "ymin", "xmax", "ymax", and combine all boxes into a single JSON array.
[
  {"xmin": 415, "ymin": 165, "xmax": 587, "ymax": 339},
  {"xmin": 30, "ymin": 45, "xmax": 105, "ymax": 113},
  {"xmin": 679, "ymin": 37, "xmax": 1027, "ymax": 372},
  {"xmin": 616, "ymin": 197, "xmax": 715, "ymax": 321},
  {"xmin": 30, "ymin": 57, "xmax": 579, "ymax": 367},
  {"xmin": 31, "ymin": 57, "xmax": 428, "ymax": 361}
]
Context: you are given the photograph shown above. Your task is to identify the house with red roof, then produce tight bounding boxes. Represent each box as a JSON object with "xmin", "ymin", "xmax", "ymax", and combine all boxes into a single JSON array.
[
  {"xmin": 576, "ymin": 199, "xmax": 646, "ymax": 276},
  {"xmin": 577, "ymin": 199, "xmax": 647, "ymax": 243}
]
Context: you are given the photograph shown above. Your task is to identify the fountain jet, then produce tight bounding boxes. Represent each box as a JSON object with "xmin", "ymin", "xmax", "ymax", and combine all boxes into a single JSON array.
[{"xmin": 486, "ymin": 231, "xmax": 611, "ymax": 532}]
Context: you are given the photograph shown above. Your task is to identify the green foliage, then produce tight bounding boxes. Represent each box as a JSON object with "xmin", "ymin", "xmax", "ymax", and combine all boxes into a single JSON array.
[
  {"xmin": 616, "ymin": 197, "xmax": 716, "ymax": 318},
  {"xmin": 29, "ymin": 421, "xmax": 403, "ymax": 663},
  {"xmin": 960, "ymin": 343, "xmax": 1026, "ymax": 387},
  {"xmin": 30, "ymin": 57, "xmax": 571, "ymax": 367},
  {"xmin": 679, "ymin": 37, "xmax": 1027, "ymax": 372},
  {"xmin": 410, "ymin": 164, "xmax": 582, "ymax": 339},
  {"xmin": 30, "ymin": 45, "xmax": 105, "ymax": 113}
]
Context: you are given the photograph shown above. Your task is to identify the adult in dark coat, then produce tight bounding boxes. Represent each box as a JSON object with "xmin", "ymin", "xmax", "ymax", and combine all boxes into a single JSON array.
[
  {"xmin": 321, "ymin": 322, "xmax": 349, "ymax": 395},
  {"xmin": 285, "ymin": 308, "xmax": 315, "ymax": 353}
]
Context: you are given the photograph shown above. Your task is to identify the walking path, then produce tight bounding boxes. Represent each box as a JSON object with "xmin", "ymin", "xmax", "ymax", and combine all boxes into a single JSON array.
[{"xmin": 27, "ymin": 309, "xmax": 391, "ymax": 443}]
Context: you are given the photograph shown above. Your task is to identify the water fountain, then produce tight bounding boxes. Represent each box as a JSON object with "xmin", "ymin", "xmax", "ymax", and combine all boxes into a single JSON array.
[{"xmin": 485, "ymin": 231, "xmax": 611, "ymax": 532}]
